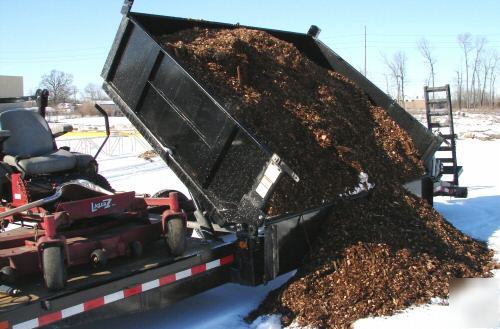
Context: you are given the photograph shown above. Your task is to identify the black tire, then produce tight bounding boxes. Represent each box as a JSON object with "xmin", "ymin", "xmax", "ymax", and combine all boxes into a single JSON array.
[
  {"xmin": 90, "ymin": 174, "xmax": 114, "ymax": 192},
  {"xmin": 166, "ymin": 217, "xmax": 186, "ymax": 256},
  {"xmin": 43, "ymin": 246, "xmax": 66, "ymax": 291},
  {"xmin": 0, "ymin": 266, "xmax": 16, "ymax": 284},
  {"xmin": 90, "ymin": 249, "xmax": 108, "ymax": 268}
]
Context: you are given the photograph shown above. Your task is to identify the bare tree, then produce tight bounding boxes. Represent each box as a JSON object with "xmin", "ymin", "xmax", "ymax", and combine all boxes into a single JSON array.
[
  {"xmin": 417, "ymin": 38, "xmax": 437, "ymax": 88},
  {"xmin": 488, "ymin": 51, "xmax": 498, "ymax": 109},
  {"xmin": 71, "ymin": 86, "xmax": 79, "ymax": 104},
  {"xmin": 455, "ymin": 69, "xmax": 463, "ymax": 109},
  {"xmin": 383, "ymin": 51, "xmax": 407, "ymax": 108},
  {"xmin": 470, "ymin": 36, "xmax": 487, "ymax": 108},
  {"xmin": 39, "ymin": 70, "xmax": 75, "ymax": 106},
  {"xmin": 383, "ymin": 73, "xmax": 390, "ymax": 95},
  {"xmin": 382, "ymin": 53, "xmax": 400, "ymax": 101},
  {"xmin": 480, "ymin": 59, "xmax": 490, "ymax": 107},
  {"xmin": 457, "ymin": 33, "xmax": 473, "ymax": 109},
  {"xmin": 83, "ymin": 83, "xmax": 108, "ymax": 101}
]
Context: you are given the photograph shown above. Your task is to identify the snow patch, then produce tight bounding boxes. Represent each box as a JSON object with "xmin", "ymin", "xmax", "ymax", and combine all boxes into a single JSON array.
[{"xmin": 250, "ymin": 315, "xmax": 282, "ymax": 329}]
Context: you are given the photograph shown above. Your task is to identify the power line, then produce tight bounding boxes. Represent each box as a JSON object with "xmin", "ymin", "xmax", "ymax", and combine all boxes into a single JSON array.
[
  {"xmin": 0, "ymin": 56, "xmax": 105, "ymax": 64},
  {"xmin": 0, "ymin": 46, "xmax": 109, "ymax": 54},
  {"xmin": 322, "ymin": 32, "xmax": 500, "ymax": 38}
]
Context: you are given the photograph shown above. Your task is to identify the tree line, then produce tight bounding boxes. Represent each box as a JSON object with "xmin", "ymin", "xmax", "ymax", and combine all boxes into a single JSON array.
[
  {"xmin": 383, "ymin": 33, "xmax": 498, "ymax": 110},
  {"xmin": 38, "ymin": 69, "xmax": 109, "ymax": 106}
]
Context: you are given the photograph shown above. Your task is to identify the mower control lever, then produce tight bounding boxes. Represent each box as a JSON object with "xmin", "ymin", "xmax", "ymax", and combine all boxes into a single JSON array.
[{"xmin": 93, "ymin": 104, "xmax": 110, "ymax": 159}]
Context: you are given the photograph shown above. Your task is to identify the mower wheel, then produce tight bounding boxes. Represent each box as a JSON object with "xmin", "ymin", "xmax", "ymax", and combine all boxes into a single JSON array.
[
  {"xmin": 0, "ymin": 266, "xmax": 16, "ymax": 284},
  {"xmin": 43, "ymin": 246, "xmax": 66, "ymax": 291},
  {"xmin": 90, "ymin": 249, "xmax": 108, "ymax": 268},
  {"xmin": 130, "ymin": 241, "xmax": 143, "ymax": 257},
  {"xmin": 166, "ymin": 217, "xmax": 186, "ymax": 256}
]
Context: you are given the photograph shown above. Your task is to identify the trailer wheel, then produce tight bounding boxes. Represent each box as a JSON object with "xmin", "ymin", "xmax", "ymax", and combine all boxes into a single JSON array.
[
  {"xmin": 90, "ymin": 249, "xmax": 108, "ymax": 268},
  {"xmin": 43, "ymin": 246, "xmax": 66, "ymax": 291},
  {"xmin": 0, "ymin": 266, "xmax": 16, "ymax": 284},
  {"xmin": 166, "ymin": 217, "xmax": 186, "ymax": 256}
]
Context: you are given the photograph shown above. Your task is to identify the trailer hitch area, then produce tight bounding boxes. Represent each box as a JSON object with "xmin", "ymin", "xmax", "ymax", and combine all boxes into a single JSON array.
[{"xmin": 232, "ymin": 223, "xmax": 262, "ymax": 286}]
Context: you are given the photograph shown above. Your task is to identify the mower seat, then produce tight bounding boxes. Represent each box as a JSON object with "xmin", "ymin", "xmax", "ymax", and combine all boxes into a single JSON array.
[
  {"xmin": 3, "ymin": 149, "xmax": 76, "ymax": 175},
  {"xmin": 0, "ymin": 109, "xmax": 82, "ymax": 175}
]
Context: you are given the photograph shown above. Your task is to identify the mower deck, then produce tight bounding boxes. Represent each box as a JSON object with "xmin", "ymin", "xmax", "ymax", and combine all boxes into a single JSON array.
[{"xmin": 0, "ymin": 223, "xmax": 236, "ymax": 317}]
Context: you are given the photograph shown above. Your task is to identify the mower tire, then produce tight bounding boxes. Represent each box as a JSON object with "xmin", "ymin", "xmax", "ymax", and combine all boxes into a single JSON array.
[
  {"xmin": 43, "ymin": 246, "xmax": 66, "ymax": 291},
  {"xmin": 166, "ymin": 217, "xmax": 186, "ymax": 256},
  {"xmin": 90, "ymin": 249, "xmax": 108, "ymax": 268},
  {"xmin": 0, "ymin": 266, "xmax": 16, "ymax": 284}
]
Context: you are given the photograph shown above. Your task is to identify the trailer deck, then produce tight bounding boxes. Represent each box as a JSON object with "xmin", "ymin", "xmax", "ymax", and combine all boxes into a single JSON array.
[{"xmin": 0, "ymin": 223, "xmax": 236, "ymax": 328}]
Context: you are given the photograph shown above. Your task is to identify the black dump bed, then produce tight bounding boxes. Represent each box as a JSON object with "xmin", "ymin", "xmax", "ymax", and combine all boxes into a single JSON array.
[{"xmin": 102, "ymin": 10, "xmax": 441, "ymax": 227}]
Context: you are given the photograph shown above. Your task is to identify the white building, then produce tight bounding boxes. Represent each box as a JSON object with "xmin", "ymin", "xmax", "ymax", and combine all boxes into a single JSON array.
[
  {"xmin": 0, "ymin": 76, "xmax": 26, "ymax": 111},
  {"xmin": 0, "ymin": 75, "xmax": 23, "ymax": 98}
]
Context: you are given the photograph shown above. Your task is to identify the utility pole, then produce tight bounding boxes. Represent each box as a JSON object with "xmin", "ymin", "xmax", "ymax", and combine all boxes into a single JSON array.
[{"xmin": 364, "ymin": 26, "xmax": 367, "ymax": 76}]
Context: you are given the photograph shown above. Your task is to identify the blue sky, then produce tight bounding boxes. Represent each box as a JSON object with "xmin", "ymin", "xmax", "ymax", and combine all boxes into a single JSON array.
[{"xmin": 1, "ymin": 0, "xmax": 499, "ymax": 99}]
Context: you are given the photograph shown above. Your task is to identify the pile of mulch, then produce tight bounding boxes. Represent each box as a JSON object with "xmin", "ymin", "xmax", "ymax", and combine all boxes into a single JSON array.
[
  {"xmin": 159, "ymin": 28, "xmax": 423, "ymax": 215},
  {"xmin": 247, "ymin": 184, "xmax": 493, "ymax": 327},
  {"xmin": 158, "ymin": 27, "xmax": 494, "ymax": 327}
]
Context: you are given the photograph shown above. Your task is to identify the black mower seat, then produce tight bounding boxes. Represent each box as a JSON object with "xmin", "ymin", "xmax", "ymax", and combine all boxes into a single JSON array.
[
  {"xmin": 3, "ymin": 149, "xmax": 76, "ymax": 175},
  {"xmin": 0, "ymin": 109, "xmax": 90, "ymax": 175}
]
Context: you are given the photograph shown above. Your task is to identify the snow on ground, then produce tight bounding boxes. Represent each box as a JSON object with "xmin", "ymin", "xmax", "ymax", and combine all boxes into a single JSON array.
[
  {"xmin": 410, "ymin": 110, "xmax": 500, "ymax": 141},
  {"xmin": 53, "ymin": 115, "xmax": 134, "ymax": 131},
  {"xmin": 70, "ymin": 114, "xmax": 499, "ymax": 328},
  {"xmin": 98, "ymin": 155, "xmax": 190, "ymax": 197}
]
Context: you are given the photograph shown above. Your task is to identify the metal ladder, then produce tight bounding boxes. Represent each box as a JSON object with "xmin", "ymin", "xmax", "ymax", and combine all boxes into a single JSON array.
[{"xmin": 423, "ymin": 84, "xmax": 462, "ymax": 186}]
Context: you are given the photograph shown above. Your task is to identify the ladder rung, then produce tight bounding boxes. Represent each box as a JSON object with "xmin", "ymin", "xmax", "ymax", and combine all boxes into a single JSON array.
[
  {"xmin": 440, "ymin": 134, "xmax": 457, "ymax": 139},
  {"xmin": 430, "ymin": 122, "xmax": 450, "ymax": 128},
  {"xmin": 427, "ymin": 98, "xmax": 448, "ymax": 104},
  {"xmin": 429, "ymin": 111, "xmax": 449, "ymax": 116},
  {"xmin": 443, "ymin": 166, "xmax": 464, "ymax": 176},
  {"xmin": 442, "ymin": 166, "xmax": 454, "ymax": 175},
  {"xmin": 437, "ymin": 158, "xmax": 455, "ymax": 163},
  {"xmin": 438, "ymin": 146, "xmax": 453, "ymax": 151},
  {"xmin": 426, "ymin": 86, "xmax": 448, "ymax": 92},
  {"xmin": 442, "ymin": 165, "xmax": 463, "ymax": 176}
]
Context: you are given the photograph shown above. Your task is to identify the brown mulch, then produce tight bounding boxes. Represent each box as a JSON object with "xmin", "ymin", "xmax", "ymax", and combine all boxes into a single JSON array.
[
  {"xmin": 158, "ymin": 27, "xmax": 494, "ymax": 328},
  {"xmin": 138, "ymin": 150, "xmax": 158, "ymax": 161},
  {"xmin": 247, "ymin": 184, "xmax": 493, "ymax": 328},
  {"xmin": 159, "ymin": 28, "xmax": 423, "ymax": 215}
]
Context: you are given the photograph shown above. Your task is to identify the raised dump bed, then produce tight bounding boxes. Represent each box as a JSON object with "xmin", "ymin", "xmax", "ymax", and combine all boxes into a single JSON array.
[{"xmin": 102, "ymin": 6, "xmax": 441, "ymax": 228}]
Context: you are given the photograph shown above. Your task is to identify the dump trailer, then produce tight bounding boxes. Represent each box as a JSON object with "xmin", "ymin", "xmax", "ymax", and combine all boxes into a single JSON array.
[
  {"xmin": 101, "ymin": 1, "xmax": 441, "ymax": 229},
  {"xmin": 0, "ymin": 1, "xmax": 443, "ymax": 328}
]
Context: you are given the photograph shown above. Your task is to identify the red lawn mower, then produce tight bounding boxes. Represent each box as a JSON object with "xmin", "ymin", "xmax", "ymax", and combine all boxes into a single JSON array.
[{"xmin": 0, "ymin": 90, "xmax": 187, "ymax": 291}]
